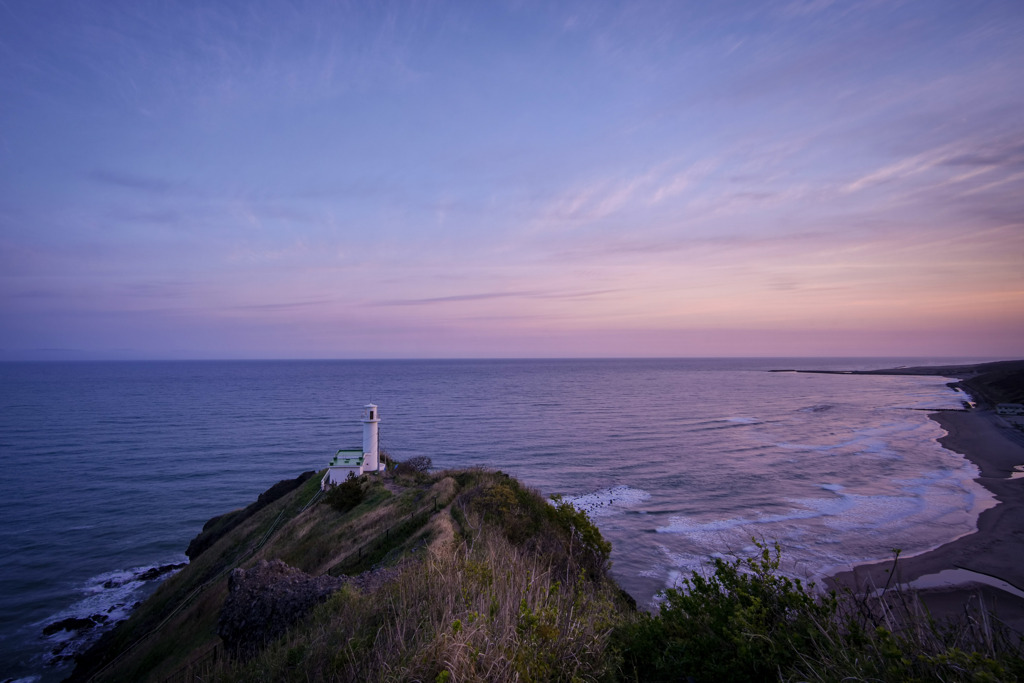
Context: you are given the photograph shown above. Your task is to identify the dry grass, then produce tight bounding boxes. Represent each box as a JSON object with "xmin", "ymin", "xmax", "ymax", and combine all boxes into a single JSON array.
[
  {"xmin": 221, "ymin": 471, "xmax": 627, "ymax": 682},
  {"xmin": 77, "ymin": 466, "xmax": 1024, "ymax": 683},
  {"xmin": 787, "ymin": 575, "xmax": 1024, "ymax": 682},
  {"xmin": 614, "ymin": 543, "xmax": 1024, "ymax": 682}
]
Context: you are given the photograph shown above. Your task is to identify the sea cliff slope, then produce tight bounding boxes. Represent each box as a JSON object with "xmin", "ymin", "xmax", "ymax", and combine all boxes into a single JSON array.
[{"xmin": 67, "ymin": 467, "xmax": 628, "ymax": 682}]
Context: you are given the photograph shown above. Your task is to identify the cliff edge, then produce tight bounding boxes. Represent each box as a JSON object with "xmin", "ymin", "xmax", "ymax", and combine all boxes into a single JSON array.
[{"xmin": 67, "ymin": 466, "xmax": 627, "ymax": 682}]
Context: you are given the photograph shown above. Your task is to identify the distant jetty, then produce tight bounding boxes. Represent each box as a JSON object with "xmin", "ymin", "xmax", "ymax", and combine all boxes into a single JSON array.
[{"xmin": 774, "ymin": 359, "xmax": 1024, "ymax": 406}]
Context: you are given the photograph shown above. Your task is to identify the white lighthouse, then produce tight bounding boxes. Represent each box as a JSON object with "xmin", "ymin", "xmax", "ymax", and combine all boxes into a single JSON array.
[
  {"xmin": 362, "ymin": 403, "xmax": 381, "ymax": 471},
  {"xmin": 321, "ymin": 403, "xmax": 384, "ymax": 489}
]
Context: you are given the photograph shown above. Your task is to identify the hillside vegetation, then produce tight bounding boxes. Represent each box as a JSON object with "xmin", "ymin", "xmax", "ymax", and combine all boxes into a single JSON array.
[
  {"xmin": 71, "ymin": 464, "xmax": 1024, "ymax": 682},
  {"xmin": 850, "ymin": 359, "xmax": 1024, "ymax": 406}
]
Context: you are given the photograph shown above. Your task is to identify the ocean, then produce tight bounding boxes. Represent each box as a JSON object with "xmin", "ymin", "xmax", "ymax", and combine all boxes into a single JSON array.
[{"xmin": 0, "ymin": 358, "xmax": 992, "ymax": 681}]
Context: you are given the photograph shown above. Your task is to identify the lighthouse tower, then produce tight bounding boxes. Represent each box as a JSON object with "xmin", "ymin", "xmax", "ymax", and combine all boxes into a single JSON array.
[
  {"xmin": 362, "ymin": 404, "xmax": 381, "ymax": 471},
  {"xmin": 321, "ymin": 403, "xmax": 383, "ymax": 489}
]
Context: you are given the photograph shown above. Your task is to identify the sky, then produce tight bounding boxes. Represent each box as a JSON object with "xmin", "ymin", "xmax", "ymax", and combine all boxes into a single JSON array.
[{"xmin": 1, "ymin": 0, "xmax": 1022, "ymax": 359}]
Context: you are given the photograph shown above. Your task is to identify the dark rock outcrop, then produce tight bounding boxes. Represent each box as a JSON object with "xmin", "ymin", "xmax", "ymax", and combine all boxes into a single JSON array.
[
  {"xmin": 101, "ymin": 562, "xmax": 188, "ymax": 589},
  {"xmin": 136, "ymin": 562, "xmax": 188, "ymax": 582},
  {"xmin": 42, "ymin": 614, "xmax": 108, "ymax": 636},
  {"xmin": 217, "ymin": 559, "xmax": 346, "ymax": 658}
]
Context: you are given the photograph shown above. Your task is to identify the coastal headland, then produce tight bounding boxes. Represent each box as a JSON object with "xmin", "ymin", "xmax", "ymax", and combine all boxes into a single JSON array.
[
  {"xmin": 64, "ymin": 359, "xmax": 1024, "ymax": 681},
  {"xmin": 818, "ymin": 360, "xmax": 1024, "ymax": 631},
  {"xmin": 66, "ymin": 467, "xmax": 631, "ymax": 681}
]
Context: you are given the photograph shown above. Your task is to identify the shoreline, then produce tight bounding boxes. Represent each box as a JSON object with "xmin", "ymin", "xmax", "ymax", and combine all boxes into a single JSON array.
[{"xmin": 829, "ymin": 407, "xmax": 1024, "ymax": 631}]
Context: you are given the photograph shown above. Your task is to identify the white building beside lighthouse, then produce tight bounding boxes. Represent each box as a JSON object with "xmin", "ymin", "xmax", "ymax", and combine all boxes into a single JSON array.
[{"xmin": 321, "ymin": 404, "xmax": 383, "ymax": 489}]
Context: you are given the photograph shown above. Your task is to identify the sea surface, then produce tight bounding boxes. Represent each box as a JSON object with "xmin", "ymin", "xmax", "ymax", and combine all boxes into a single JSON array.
[{"xmin": 0, "ymin": 358, "xmax": 994, "ymax": 681}]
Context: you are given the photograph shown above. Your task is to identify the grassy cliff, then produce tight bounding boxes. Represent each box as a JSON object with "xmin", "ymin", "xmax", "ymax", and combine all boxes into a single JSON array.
[
  {"xmin": 70, "ymin": 464, "xmax": 1024, "ymax": 682},
  {"xmin": 68, "ymin": 466, "xmax": 630, "ymax": 682}
]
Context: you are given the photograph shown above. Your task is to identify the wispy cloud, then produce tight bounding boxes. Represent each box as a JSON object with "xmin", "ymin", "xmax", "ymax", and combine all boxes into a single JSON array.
[
  {"xmin": 842, "ymin": 149, "xmax": 948, "ymax": 193},
  {"xmin": 540, "ymin": 159, "xmax": 718, "ymax": 223},
  {"xmin": 225, "ymin": 298, "xmax": 339, "ymax": 313},
  {"xmin": 942, "ymin": 141, "xmax": 1024, "ymax": 170},
  {"xmin": 969, "ymin": 166, "xmax": 1024, "ymax": 191},
  {"xmin": 89, "ymin": 170, "xmax": 182, "ymax": 194},
  {"xmin": 378, "ymin": 291, "xmax": 538, "ymax": 306},
  {"xmin": 842, "ymin": 132, "xmax": 1024, "ymax": 197},
  {"xmin": 3, "ymin": 1, "xmax": 1023, "ymax": 357},
  {"xmin": 375, "ymin": 286, "xmax": 622, "ymax": 307}
]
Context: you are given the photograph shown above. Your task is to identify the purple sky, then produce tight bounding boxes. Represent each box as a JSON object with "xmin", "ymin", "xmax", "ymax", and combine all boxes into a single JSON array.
[{"xmin": 1, "ymin": 1, "xmax": 1022, "ymax": 359}]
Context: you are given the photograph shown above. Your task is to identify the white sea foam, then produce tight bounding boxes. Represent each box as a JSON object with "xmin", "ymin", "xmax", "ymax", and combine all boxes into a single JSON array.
[
  {"xmin": 36, "ymin": 558, "xmax": 187, "ymax": 665},
  {"xmin": 648, "ymin": 459, "xmax": 995, "ymax": 591},
  {"xmin": 560, "ymin": 486, "xmax": 651, "ymax": 518},
  {"xmin": 895, "ymin": 381, "xmax": 970, "ymax": 411},
  {"xmin": 904, "ymin": 569, "xmax": 1024, "ymax": 600},
  {"xmin": 630, "ymin": 377, "xmax": 991, "ymax": 598},
  {"xmin": 656, "ymin": 507, "xmax": 822, "ymax": 536},
  {"xmin": 658, "ymin": 470, "xmax": 985, "ymax": 544}
]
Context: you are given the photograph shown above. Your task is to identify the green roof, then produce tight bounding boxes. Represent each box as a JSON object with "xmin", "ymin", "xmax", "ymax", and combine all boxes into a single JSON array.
[{"xmin": 329, "ymin": 449, "xmax": 364, "ymax": 467}]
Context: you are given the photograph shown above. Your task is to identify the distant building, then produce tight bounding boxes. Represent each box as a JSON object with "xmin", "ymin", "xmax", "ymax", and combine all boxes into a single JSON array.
[
  {"xmin": 321, "ymin": 404, "xmax": 382, "ymax": 489},
  {"xmin": 996, "ymin": 403, "xmax": 1024, "ymax": 416}
]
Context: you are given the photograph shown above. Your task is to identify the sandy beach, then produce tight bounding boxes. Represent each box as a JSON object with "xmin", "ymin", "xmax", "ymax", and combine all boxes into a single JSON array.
[{"xmin": 830, "ymin": 407, "xmax": 1024, "ymax": 632}]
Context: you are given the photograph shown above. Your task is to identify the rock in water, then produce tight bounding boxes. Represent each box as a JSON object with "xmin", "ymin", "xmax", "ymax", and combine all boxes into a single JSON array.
[
  {"xmin": 42, "ymin": 614, "xmax": 109, "ymax": 636},
  {"xmin": 136, "ymin": 562, "xmax": 188, "ymax": 582},
  {"xmin": 217, "ymin": 559, "xmax": 346, "ymax": 658}
]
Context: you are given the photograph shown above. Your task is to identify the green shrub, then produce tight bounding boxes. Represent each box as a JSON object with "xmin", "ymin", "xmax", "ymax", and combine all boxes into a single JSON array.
[
  {"xmin": 614, "ymin": 540, "xmax": 836, "ymax": 682},
  {"xmin": 549, "ymin": 494, "xmax": 612, "ymax": 577},
  {"xmin": 613, "ymin": 542, "xmax": 1024, "ymax": 683},
  {"xmin": 469, "ymin": 477, "xmax": 536, "ymax": 543},
  {"xmin": 323, "ymin": 472, "xmax": 364, "ymax": 513},
  {"xmin": 394, "ymin": 455, "xmax": 432, "ymax": 477}
]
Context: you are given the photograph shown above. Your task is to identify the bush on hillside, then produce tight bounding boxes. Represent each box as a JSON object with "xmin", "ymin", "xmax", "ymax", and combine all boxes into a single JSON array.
[
  {"xmin": 614, "ymin": 540, "xmax": 833, "ymax": 682},
  {"xmin": 394, "ymin": 455, "xmax": 432, "ymax": 476},
  {"xmin": 323, "ymin": 472, "xmax": 364, "ymax": 513},
  {"xmin": 549, "ymin": 494, "xmax": 612, "ymax": 578},
  {"xmin": 613, "ymin": 541, "xmax": 1024, "ymax": 682}
]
